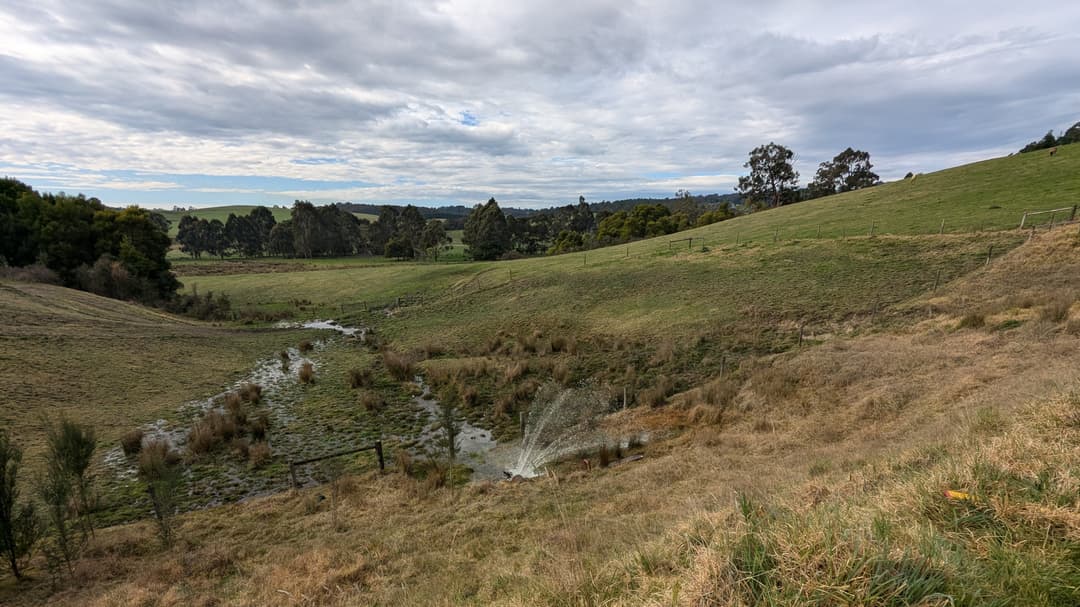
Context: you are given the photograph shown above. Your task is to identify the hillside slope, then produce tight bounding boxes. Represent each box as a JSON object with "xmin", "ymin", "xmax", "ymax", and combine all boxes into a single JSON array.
[
  {"xmin": 0, "ymin": 281, "xmax": 315, "ymax": 466},
  {"xmin": 5, "ymin": 225, "xmax": 1078, "ymax": 607}
]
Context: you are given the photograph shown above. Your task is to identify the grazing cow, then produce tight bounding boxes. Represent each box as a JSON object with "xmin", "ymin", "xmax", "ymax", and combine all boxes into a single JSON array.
[{"xmin": 1049, "ymin": 147, "xmax": 1058, "ymax": 157}]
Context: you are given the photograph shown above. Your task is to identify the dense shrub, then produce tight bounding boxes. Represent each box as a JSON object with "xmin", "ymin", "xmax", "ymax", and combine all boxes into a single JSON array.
[{"xmin": 121, "ymin": 429, "xmax": 145, "ymax": 456}]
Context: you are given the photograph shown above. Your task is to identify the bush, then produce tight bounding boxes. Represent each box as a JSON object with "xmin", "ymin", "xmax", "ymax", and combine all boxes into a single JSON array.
[
  {"xmin": 250, "ymin": 411, "xmax": 270, "ymax": 441},
  {"xmin": 383, "ymin": 350, "xmax": 415, "ymax": 381},
  {"xmin": 299, "ymin": 362, "xmax": 315, "ymax": 384},
  {"xmin": 359, "ymin": 390, "xmax": 383, "ymax": 412},
  {"xmin": 238, "ymin": 383, "xmax": 262, "ymax": 403},
  {"xmin": 121, "ymin": 429, "xmax": 145, "ymax": 456},
  {"xmin": 460, "ymin": 385, "xmax": 479, "ymax": 407},
  {"xmin": 347, "ymin": 367, "xmax": 373, "ymax": 389},
  {"xmin": 248, "ymin": 442, "xmax": 271, "ymax": 468},
  {"xmin": 0, "ymin": 263, "xmax": 60, "ymax": 284},
  {"xmin": 138, "ymin": 439, "xmax": 181, "ymax": 546}
]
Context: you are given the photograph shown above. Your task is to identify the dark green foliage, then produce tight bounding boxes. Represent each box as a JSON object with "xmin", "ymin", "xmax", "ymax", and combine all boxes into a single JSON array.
[
  {"xmin": 0, "ymin": 179, "xmax": 178, "ymax": 303},
  {"xmin": 807, "ymin": 148, "xmax": 880, "ymax": 198},
  {"xmin": 38, "ymin": 450, "xmax": 79, "ymax": 575},
  {"xmin": 736, "ymin": 142, "xmax": 800, "ymax": 208},
  {"xmin": 290, "ymin": 201, "xmax": 367, "ymax": 258},
  {"xmin": 463, "ymin": 198, "xmax": 512, "ymax": 260},
  {"xmin": 0, "ymin": 430, "xmax": 43, "ymax": 580},
  {"xmin": 384, "ymin": 236, "xmax": 415, "ymax": 259},
  {"xmin": 176, "ymin": 215, "xmax": 229, "ymax": 259},
  {"xmin": 418, "ymin": 219, "xmax": 452, "ymax": 260},
  {"xmin": 46, "ymin": 419, "xmax": 96, "ymax": 537},
  {"xmin": 1019, "ymin": 120, "xmax": 1080, "ymax": 152},
  {"xmin": 595, "ymin": 204, "xmax": 690, "ymax": 245},
  {"xmin": 268, "ymin": 220, "xmax": 296, "ymax": 257}
]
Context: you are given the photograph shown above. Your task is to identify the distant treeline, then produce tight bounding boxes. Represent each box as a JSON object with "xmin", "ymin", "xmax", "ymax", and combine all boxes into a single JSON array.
[
  {"xmin": 0, "ymin": 177, "xmax": 178, "ymax": 303},
  {"xmin": 175, "ymin": 192, "xmax": 737, "ymax": 262},
  {"xmin": 335, "ymin": 192, "xmax": 740, "ymax": 230},
  {"xmin": 461, "ymin": 194, "xmax": 734, "ymax": 260},
  {"xmin": 176, "ymin": 202, "xmax": 453, "ymax": 260},
  {"xmin": 1019, "ymin": 120, "xmax": 1080, "ymax": 153}
]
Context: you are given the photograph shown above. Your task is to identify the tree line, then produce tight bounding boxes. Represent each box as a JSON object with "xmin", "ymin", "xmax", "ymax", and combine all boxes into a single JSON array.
[
  {"xmin": 459, "ymin": 193, "xmax": 735, "ymax": 260},
  {"xmin": 175, "ymin": 201, "xmax": 454, "ymax": 260},
  {"xmin": 1018, "ymin": 120, "xmax": 1080, "ymax": 153},
  {"xmin": 0, "ymin": 178, "xmax": 177, "ymax": 303}
]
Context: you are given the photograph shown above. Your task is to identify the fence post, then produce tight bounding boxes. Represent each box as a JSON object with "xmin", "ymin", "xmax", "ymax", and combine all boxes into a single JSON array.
[
  {"xmin": 939, "ymin": 219, "xmax": 945, "ymax": 235},
  {"xmin": 289, "ymin": 462, "xmax": 298, "ymax": 489},
  {"xmin": 1049, "ymin": 212, "xmax": 1056, "ymax": 230},
  {"xmin": 985, "ymin": 245, "xmax": 994, "ymax": 266},
  {"xmin": 869, "ymin": 222, "xmax": 876, "ymax": 238},
  {"xmin": 375, "ymin": 441, "xmax": 384, "ymax": 471},
  {"xmin": 1071, "ymin": 205, "xmax": 1078, "ymax": 222},
  {"xmin": 933, "ymin": 268, "xmax": 941, "ymax": 292},
  {"xmin": 1019, "ymin": 212, "xmax": 1028, "ymax": 229}
]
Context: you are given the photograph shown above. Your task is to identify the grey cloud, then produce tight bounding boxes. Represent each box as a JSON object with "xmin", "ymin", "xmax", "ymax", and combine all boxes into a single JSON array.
[{"xmin": 2, "ymin": 1, "xmax": 1080, "ymax": 206}]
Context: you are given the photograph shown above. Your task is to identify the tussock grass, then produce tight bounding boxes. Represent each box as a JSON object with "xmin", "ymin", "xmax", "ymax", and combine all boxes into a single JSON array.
[
  {"xmin": 382, "ymin": 350, "xmax": 415, "ymax": 381},
  {"xmin": 120, "ymin": 429, "xmax": 144, "ymax": 455},
  {"xmin": 298, "ymin": 361, "xmax": 315, "ymax": 384},
  {"xmin": 248, "ymin": 442, "xmax": 270, "ymax": 468},
  {"xmin": 347, "ymin": 367, "xmax": 373, "ymax": 389}
]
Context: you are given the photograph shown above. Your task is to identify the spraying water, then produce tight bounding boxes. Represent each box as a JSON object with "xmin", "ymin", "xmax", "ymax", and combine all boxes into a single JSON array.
[{"xmin": 507, "ymin": 382, "xmax": 611, "ymax": 478}]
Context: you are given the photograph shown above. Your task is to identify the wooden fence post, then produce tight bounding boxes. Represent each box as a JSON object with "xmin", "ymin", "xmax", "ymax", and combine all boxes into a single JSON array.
[
  {"xmin": 375, "ymin": 441, "xmax": 384, "ymax": 471},
  {"xmin": 289, "ymin": 463, "xmax": 298, "ymax": 489},
  {"xmin": 933, "ymin": 268, "xmax": 941, "ymax": 293},
  {"xmin": 985, "ymin": 245, "xmax": 993, "ymax": 266},
  {"xmin": 939, "ymin": 219, "xmax": 945, "ymax": 235},
  {"xmin": 869, "ymin": 222, "xmax": 876, "ymax": 238}
]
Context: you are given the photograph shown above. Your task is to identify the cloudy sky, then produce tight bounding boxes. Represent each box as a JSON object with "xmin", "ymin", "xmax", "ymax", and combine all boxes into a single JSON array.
[{"xmin": 2, "ymin": 1, "xmax": 1079, "ymax": 209}]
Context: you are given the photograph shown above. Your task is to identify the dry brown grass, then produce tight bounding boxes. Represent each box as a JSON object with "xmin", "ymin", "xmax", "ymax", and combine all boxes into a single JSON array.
[
  {"xmin": 238, "ymin": 382, "xmax": 262, "ymax": 403},
  {"xmin": 358, "ymin": 390, "xmax": 384, "ymax": 412},
  {"xmin": 382, "ymin": 350, "xmax": 415, "ymax": 381},
  {"xmin": 248, "ymin": 441, "xmax": 271, "ymax": 468},
  {"xmin": 298, "ymin": 361, "xmax": 315, "ymax": 384},
  {"xmin": 9, "ymin": 228, "xmax": 1080, "ymax": 607},
  {"xmin": 347, "ymin": 367, "xmax": 373, "ymax": 389},
  {"xmin": 120, "ymin": 428, "xmax": 144, "ymax": 456}
]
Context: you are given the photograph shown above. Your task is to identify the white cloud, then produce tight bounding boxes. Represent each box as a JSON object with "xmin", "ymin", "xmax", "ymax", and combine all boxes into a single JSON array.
[{"xmin": 1, "ymin": 0, "xmax": 1078, "ymax": 207}]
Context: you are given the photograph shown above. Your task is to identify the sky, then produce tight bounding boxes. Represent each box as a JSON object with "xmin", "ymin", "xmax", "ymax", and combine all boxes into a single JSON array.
[{"xmin": 1, "ymin": 1, "xmax": 1079, "ymax": 210}]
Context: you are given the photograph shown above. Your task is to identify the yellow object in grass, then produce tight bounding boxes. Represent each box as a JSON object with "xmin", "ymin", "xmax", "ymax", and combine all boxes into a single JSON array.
[{"xmin": 944, "ymin": 489, "xmax": 974, "ymax": 501}]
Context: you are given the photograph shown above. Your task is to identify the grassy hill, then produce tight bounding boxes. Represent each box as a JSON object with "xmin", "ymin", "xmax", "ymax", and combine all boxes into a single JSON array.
[
  {"xmin": 0, "ymin": 281, "xmax": 319, "ymax": 489},
  {"xmin": 3, "ymin": 146, "xmax": 1080, "ymax": 605}
]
